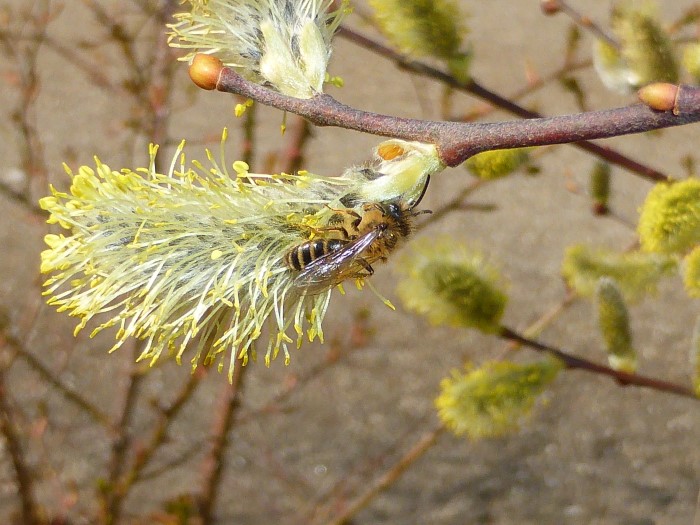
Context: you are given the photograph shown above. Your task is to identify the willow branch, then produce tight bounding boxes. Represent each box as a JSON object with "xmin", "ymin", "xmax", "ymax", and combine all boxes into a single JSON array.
[
  {"xmin": 337, "ymin": 27, "xmax": 671, "ymax": 182},
  {"xmin": 100, "ymin": 350, "xmax": 144, "ymax": 525},
  {"xmin": 198, "ymin": 363, "xmax": 247, "ymax": 524},
  {"xmin": 547, "ymin": 0, "xmax": 620, "ymax": 49},
  {"xmin": 215, "ymin": 69, "xmax": 700, "ymax": 170},
  {"xmin": 324, "ymin": 425, "xmax": 445, "ymax": 525},
  {"xmin": 116, "ymin": 370, "xmax": 202, "ymax": 492},
  {"xmin": 0, "ymin": 319, "xmax": 112, "ymax": 426},
  {"xmin": 499, "ymin": 326, "xmax": 697, "ymax": 399},
  {"xmin": 0, "ymin": 370, "xmax": 42, "ymax": 525}
]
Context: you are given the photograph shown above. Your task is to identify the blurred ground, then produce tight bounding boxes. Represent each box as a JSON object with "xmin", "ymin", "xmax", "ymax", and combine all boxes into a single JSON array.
[{"xmin": 1, "ymin": 0, "xmax": 699, "ymax": 524}]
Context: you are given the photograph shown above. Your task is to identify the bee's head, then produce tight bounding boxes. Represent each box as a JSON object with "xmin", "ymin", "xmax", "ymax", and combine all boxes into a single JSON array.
[{"xmin": 385, "ymin": 201, "xmax": 403, "ymax": 220}]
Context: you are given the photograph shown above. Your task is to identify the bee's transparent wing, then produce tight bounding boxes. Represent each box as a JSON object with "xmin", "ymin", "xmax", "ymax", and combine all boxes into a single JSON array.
[{"xmin": 293, "ymin": 228, "xmax": 382, "ymax": 293}]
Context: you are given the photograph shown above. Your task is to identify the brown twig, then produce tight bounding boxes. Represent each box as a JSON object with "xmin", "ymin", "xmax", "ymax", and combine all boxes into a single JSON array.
[
  {"xmin": 83, "ymin": 0, "xmax": 147, "ymax": 92},
  {"xmin": 99, "ymin": 346, "xmax": 145, "ymax": 525},
  {"xmin": 235, "ymin": 325, "xmax": 370, "ymax": 428},
  {"xmin": 521, "ymin": 289, "xmax": 579, "ymax": 341},
  {"xmin": 324, "ymin": 424, "xmax": 445, "ymax": 525},
  {"xmin": 499, "ymin": 326, "xmax": 698, "ymax": 399},
  {"xmin": 459, "ymin": 59, "xmax": 592, "ymax": 121},
  {"xmin": 415, "ymin": 178, "xmax": 486, "ymax": 232},
  {"xmin": 115, "ymin": 370, "xmax": 203, "ymax": 493},
  {"xmin": 0, "ymin": 180, "xmax": 46, "ymax": 216},
  {"xmin": 197, "ymin": 363, "xmax": 248, "ymax": 524},
  {"xmin": 0, "ymin": 367, "xmax": 43, "ymax": 525},
  {"xmin": 279, "ymin": 115, "xmax": 313, "ymax": 174},
  {"xmin": 306, "ymin": 415, "xmax": 432, "ymax": 523},
  {"xmin": 336, "ymin": 27, "xmax": 672, "ymax": 182},
  {"xmin": 13, "ymin": 339, "xmax": 112, "ymax": 427},
  {"xmin": 98, "ymin": 14, "xmax": 179, "ymax": 519},
  {"xmin": 0, "ymin": 1, "xmax": 51, "ymax": 203},
  {"xmin": 215, "ymin": 66, "xmax": 700, "ymax": 174},
  {"xmin": 548, "ymin": 0, "xmax": 620, "ymax": 49}
]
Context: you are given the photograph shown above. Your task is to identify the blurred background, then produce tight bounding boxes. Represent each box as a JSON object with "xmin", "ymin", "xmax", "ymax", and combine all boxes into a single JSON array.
[{"xmin": 1, "ymin": 0, "xmax": 699, "ymax": 523}]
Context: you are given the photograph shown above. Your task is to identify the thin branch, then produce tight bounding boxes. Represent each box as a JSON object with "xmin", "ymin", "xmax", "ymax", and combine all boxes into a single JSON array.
[
  {"xmin": 215, "ymin": 67, "xmax": 700, "ymax": 173},
  {"xmin": 306, "ymin": 415, "xmax": 432, "ymax": 523},
  {"xmin": 0, "ymin": 368, "xmax": 42, "ymax": 525},
  {"xmin": 415, "ymin": 178, "xmax": 485, "ymax": 231},
  {"xmin": 13, "ymin": 340, "xmax": 112, "ymax": 427},
  {"xmin": 499, "ymin": 326, "xmax": 698, "ymax": 399},
  {"xmin": 550, "ymin": 0, "xmax": 620, "ymax": 49},
  {"xmin": 521, "ymin": 289, "xmax": 578, "ymax": 341},
  {"xmin": 0, "ymin": 1, "xmax": 51, "ymax": 201},
  {"xmin": 279, "ymin": 115, "xmax": 313, "ymax": 175},
  {"xmin": 336, "ymin": 27, "xmax": 672, "ymax": 182},
  {"xmin": 459, "ymin": 59, "xmax": 592, "ymax": 121},
  {"xmin": 83, "ymin": 0, "xmax": 147, "ymax": 92},
  {"xmin": 99, "ymin": 347, "xmax": 145, "ymax": 525},
  {"xmin": 0, "ymin": 180, "xmax": 46, "ymax": 216},
  {"xmin": 197, "ymin": 363, "xmax": 247, "ymax": 524},
  {"xmin": 324, "ymin": 425, "xmax": 445, "ymax": 525},
  {"xmin": 116, "ymin": 370, "xmax": 203, "ymax": 492}
]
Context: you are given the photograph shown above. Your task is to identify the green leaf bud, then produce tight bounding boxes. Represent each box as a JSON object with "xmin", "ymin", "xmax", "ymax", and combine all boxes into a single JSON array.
[
  {"xmin": 589, "ymin": 162, "xmax": 611, "ymax": 214},
  {"xmin": 596, "ymin": 278, "xmax": 637, "ymax": 373}
]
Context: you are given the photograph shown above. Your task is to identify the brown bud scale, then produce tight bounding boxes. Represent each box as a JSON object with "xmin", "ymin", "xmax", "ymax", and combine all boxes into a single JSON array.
[
  {"xmin": 189, "ymin": 53, "xmax": 224, "ymax": 91},
  {"xmin": 637, "ymin": 83, "xmax": 679, "ymax": 113}
]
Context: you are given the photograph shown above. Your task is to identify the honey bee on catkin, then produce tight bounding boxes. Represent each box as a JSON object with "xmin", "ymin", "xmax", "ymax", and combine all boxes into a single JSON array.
[{"xmin": 287, "ymin": 198, "xmax": 431, "ymax": 294}]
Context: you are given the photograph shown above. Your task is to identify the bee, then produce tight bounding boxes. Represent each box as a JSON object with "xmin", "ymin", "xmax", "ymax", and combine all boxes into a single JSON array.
[
  {"xmin": 287, "ymin": 199, "xmax": 429, "ymax": 294},
  {"xmin": 284, "ymin": 237, "xmax": 346, "ymax": 271}
]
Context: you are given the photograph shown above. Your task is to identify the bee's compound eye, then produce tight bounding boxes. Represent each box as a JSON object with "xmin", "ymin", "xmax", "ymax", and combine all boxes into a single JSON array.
[{"xmin": 386, "ymin": 203, "xmax": 400, "ymax": 218}]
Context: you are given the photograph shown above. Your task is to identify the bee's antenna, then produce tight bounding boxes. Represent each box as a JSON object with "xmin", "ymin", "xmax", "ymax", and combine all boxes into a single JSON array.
[{"xmin": 410, "ymin": 175, "xmax": 431, "ymax": 209}]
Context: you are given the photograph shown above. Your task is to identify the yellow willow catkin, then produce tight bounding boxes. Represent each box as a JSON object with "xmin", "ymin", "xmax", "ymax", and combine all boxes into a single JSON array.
[
  {"xmin": 40, "ymin": 135, "xmax": 443, "ymax": 380},
  {"xmin": 369, "ymin": 0, "xmax": 471, "ymax": 83},
  {"xmin": 561, "ymin": 244, "xmax": 675, "ymax": 302},
  {"xmin": 593, "ymin": 2, "xmax": 678, "ymax": 93},
  {"xmin": 435, "ymin": 359, "xmax": 562, "ymax": 440},
  {"xmin": 465, "ymin": 148, "xmax": 530, "ymax": 181},
  {"xmin": 168, "ymin": 0, "xmax": 350, "ymax": 98},
  {"xmin": 683, "ymin": 245, "xmax": 700, "ymax": 298},
  {"xmin": 638, "ymin": 178, "xmax": 700, "ymax": 255},
  {"xmin": 396, "ymin": 238, "xmax": 507, "ymax": 334}
]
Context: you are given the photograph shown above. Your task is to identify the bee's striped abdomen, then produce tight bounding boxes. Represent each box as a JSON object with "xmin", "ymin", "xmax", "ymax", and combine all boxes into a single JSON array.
[{"xmin": 285, "ymin": 238, "xmax": 346, "ymax": 270}]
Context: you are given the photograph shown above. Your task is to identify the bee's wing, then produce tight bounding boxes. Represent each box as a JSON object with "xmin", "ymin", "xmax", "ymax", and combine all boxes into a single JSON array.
[{"xmin": 293, "ymin": 228, "xmax": 382, "ymax": 293}]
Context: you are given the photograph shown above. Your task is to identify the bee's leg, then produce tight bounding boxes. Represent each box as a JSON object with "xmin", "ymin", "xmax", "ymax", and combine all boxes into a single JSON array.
[
  {"xmin": 307, "ymin": 220, "xmax": 351, "ymax": 239},
  {"xmin": 356, "ymin": 258, "xmax": 374, "ymax": 276},
  {"xmin": 326, "ymin": 205, "xmax": 361, "ymax": 220},
  {"xmin": 315, "ymin": 225, "xmax": 351, "ymax": 239},
  {"xmin": 322, "ymin": 209, "xmax": 363, "ymax": 240}
]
